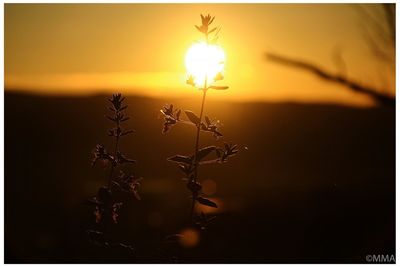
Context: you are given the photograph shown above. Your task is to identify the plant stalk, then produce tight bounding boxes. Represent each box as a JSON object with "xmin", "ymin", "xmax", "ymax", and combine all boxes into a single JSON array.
[
  {"xmin": 190, "ymin": 32, "xmax": 210, "ymax": 220},
  {"xmin": 107, "ymin": 121, "xmax": 120, "ymax": 188},
  {"xmin": 190, "ymin": 80, "xmax": 208, "ymax": 220}
]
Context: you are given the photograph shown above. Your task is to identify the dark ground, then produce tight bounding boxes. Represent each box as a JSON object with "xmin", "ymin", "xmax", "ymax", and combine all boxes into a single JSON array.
[{"xmin": 4, "ymin": 91, "xmax": 395, "ymax": 263}]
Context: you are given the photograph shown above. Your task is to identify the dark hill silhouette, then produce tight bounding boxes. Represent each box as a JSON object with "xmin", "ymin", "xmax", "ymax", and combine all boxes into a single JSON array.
[{"xmin": 5, "ymin": 91, "xmax": 395, "ymax": 263}]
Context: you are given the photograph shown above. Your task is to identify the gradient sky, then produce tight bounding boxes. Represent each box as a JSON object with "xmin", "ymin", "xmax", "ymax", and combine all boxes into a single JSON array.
[{"xmin": 5, "ymin": 4, "xmax": 395, "ymax": 106}]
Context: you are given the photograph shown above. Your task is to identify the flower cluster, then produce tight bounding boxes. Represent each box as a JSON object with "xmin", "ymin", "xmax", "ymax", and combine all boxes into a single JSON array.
[
  {"xmin": 160, "ymin": 104, "xmax": 181, "ymax": 134},
  {"xmin": 201, "ymin": 116, "xmax": 223, "ymax": 139},
  {"xmin": 195, "ymin": 14, "xmax": 217, "ymax": 38},
  {"xmin": 91, "ymin": 144, "xmax": 113, "ymax": 166},
  {"xmin": 216, "ymin": 143, "xmax": 239, "ymax": 163}
]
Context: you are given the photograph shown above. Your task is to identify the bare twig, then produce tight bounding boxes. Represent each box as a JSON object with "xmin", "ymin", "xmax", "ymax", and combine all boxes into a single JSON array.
[{"xmin": 266, "ymin": 53, "xmax": 395, "ymax": 106}]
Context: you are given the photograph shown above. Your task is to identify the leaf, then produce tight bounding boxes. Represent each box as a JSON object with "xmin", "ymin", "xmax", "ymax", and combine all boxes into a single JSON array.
[
  {"xmin": 185, "ymin": 110, "xmax": 200, "ymax": 125},
  {"xmin": 197, "ymin": 197, "xmax": 218, "ymax": 208},
  {"xmin": 121, "ymin": 130, "xmax": 134, "ymax": 136},
  {"xmin": 208, "ymin": 27, "xmax": 217, "ymax": 35},
  {"xmin": 214, "ymin": 72, "xmax": 224, "ymax": 81},
  {"xmin": 209, "ymin": 16, "xmax": 215, "ymax": 25},
  {"xmin": 107, "ymin": 116, "xmax": 116, "ymax": 122},
  {"xmin": 187, "ymin": 75, "xmax": 195, "ymax": 86},
  {"xmin": 167, "ymin": 155, "xmax": 192, "ymax": 165},
  {"xmin": 196, "ymin": 146, "xmax": 216, "ymax": 161},
  {"xmin": 198, "ymin": 159, "xmax": 220, "ymax": 165},
  {"xmin": 176, "ymin": 109, "xmax": 181, "ymax": 120},
  {"xmin": 209, "ymin": 85, "xmax": 229, "ymax": 90},
  {"xmin": 213, "ymin": 131, "xmax": 223, "ymax": 138}
]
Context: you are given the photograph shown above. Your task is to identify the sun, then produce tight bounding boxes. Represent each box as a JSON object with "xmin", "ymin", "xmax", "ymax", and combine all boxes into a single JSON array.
[{"xmin": 185, "ymin": 41, "xmax": 226, "ymax": 88}]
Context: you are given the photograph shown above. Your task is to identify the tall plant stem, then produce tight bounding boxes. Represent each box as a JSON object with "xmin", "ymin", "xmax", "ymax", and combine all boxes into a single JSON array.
[
  {"xmin": 190, "ymin": 82, "xmax": 208, "ymax": 220},
  {"xmin": 107, "ymin": 123, "xmax": 120, "ymax": 188}
]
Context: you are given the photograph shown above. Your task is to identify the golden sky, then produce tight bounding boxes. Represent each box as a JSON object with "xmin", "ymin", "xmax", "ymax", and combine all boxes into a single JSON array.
[{"xmin": 5, "ymin": 4, "xmax": 395, "ymax": 106}]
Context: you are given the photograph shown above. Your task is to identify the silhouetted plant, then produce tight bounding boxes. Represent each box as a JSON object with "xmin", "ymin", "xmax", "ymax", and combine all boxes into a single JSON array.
[
  {"xmin": 87, "ymin": 93, "xmax": 141, "ymax": 251},
  {"xmin": 160, "ymin": 14, "xmax": 238, "ymax": 225}
]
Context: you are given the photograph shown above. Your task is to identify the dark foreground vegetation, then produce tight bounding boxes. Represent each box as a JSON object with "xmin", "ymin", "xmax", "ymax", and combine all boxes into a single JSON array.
[{"xmin": 5, "ymin": 91, "xmax": 395, "ymax": 263}]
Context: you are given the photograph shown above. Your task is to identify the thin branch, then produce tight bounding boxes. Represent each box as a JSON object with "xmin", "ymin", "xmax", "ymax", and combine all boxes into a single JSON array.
[
  {"xmin": 266, "ymin": 53, "xmax": 394, "ymax": 106},
  {"xmin": 190, "ymin": 87, "xmax": 207, "ymax": 220}
]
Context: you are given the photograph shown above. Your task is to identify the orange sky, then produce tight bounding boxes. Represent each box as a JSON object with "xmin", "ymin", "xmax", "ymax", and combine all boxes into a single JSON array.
[{"xmin": 4, "ymin": 4, "xmax": 395, "ymax": 106}]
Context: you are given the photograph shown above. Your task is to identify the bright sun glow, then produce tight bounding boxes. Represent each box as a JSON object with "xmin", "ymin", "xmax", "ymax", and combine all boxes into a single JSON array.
[{"xmin": 185, "ymin": 41, "xmax": 225, "ymax": 88}]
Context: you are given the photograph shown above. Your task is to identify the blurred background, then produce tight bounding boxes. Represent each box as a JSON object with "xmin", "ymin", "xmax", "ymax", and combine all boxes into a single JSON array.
[{"xmin": 5, "ymin": 3, "xmax": 395, "ymax": 263}]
